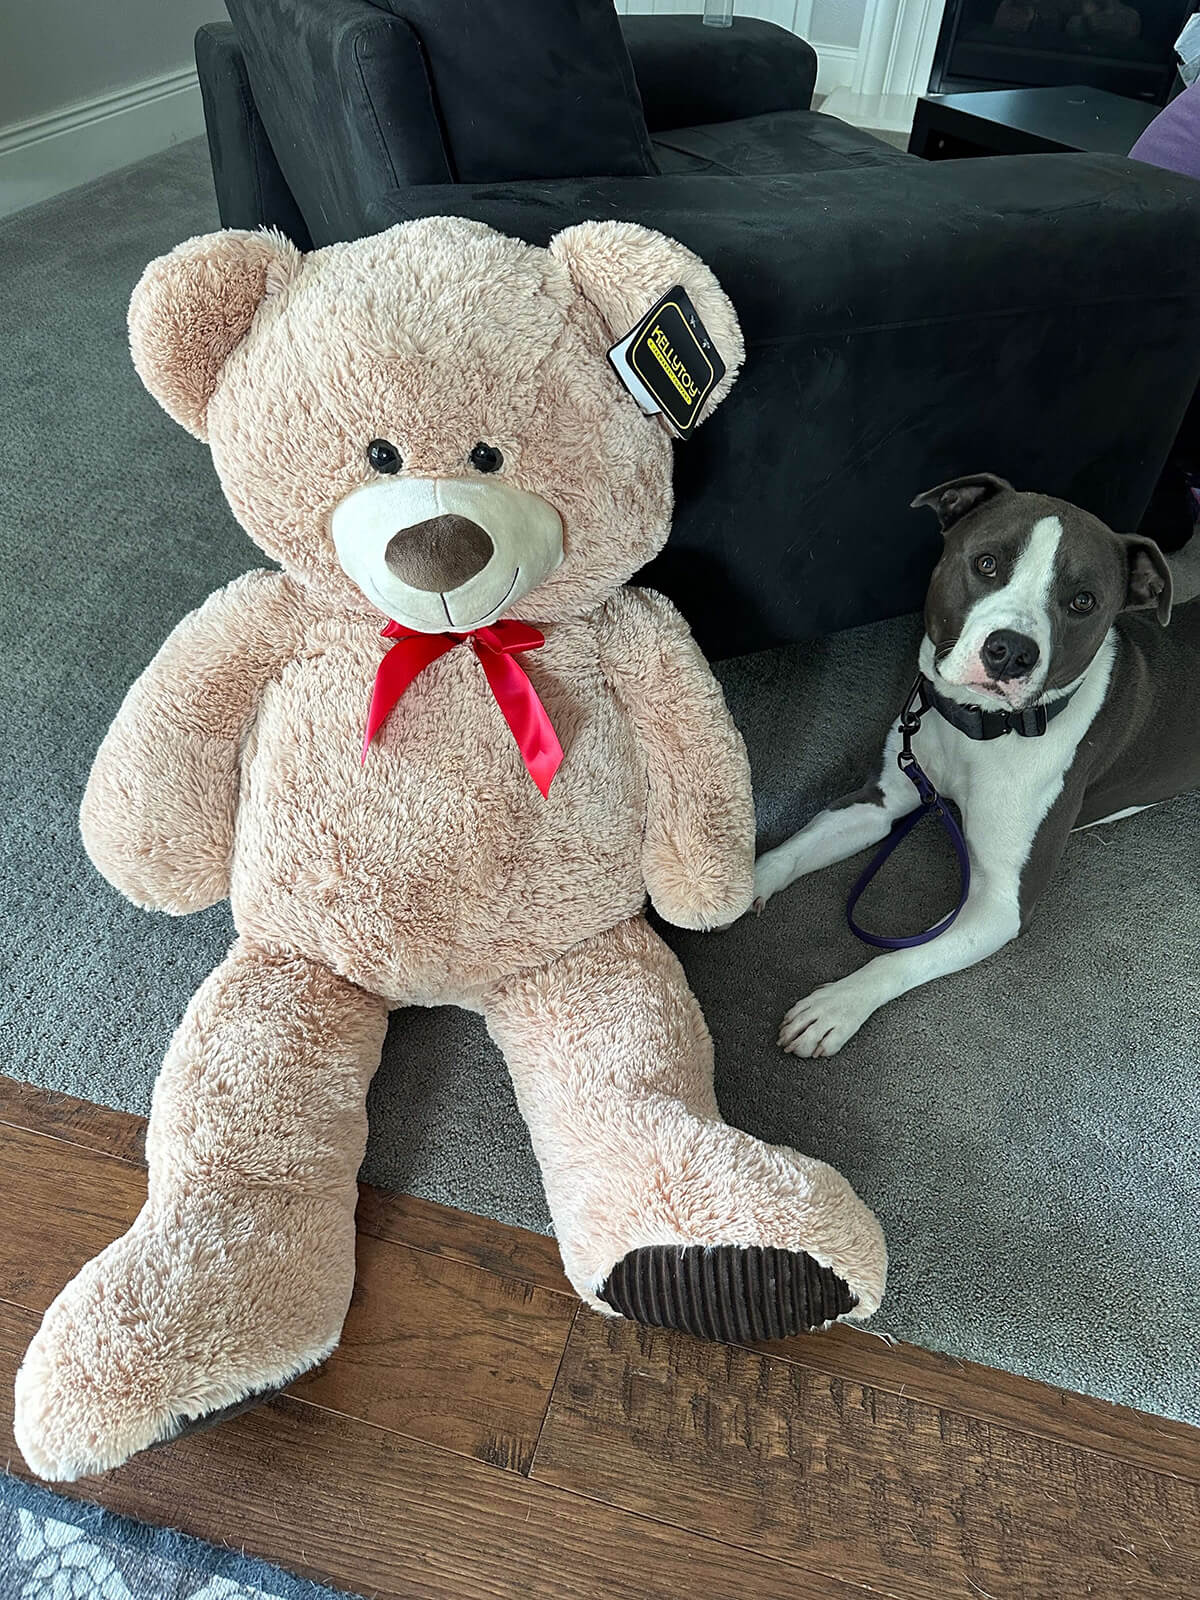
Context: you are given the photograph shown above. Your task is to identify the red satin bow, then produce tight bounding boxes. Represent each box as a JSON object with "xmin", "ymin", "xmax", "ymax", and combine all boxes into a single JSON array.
[{"xmin": 362, "ymin": 618, "xmax": 564, "ymax": 797}]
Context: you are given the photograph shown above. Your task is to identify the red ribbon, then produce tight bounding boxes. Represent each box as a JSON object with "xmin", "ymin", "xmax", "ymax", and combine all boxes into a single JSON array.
[{"xmin": 362, "ymin": 619, "xmax": 564, "ymax": 797}]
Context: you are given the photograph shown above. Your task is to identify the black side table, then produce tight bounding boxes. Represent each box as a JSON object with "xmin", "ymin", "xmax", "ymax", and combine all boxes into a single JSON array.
[{"xmin": 909, "ymin": 85, "xmax": 1160, "ymax": 159}]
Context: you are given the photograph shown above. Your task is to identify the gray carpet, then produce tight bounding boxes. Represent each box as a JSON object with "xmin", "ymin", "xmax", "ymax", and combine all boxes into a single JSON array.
[{"xmin": 2, "ymin": 143, "xmax": 1197, "ymax": 1425}]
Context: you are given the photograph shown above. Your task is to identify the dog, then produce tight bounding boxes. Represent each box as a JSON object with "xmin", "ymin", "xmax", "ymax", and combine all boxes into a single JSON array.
[{"xmin": 752, "ymin": 472, "xmax": 1200, "ymax": 1057}]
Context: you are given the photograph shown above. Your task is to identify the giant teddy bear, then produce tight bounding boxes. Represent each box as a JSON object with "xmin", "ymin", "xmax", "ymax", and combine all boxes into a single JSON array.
[{"xmin": 14, "ymin": 217, "xmax": 886, "ymax": 1480}]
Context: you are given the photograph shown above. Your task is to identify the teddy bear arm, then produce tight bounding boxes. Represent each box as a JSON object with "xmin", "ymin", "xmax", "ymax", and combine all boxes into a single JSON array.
[
  {"xmin": 599, "ymin": 588, "xmax": 755, "ymax": 931},
  {"xmin": 80, "ymin": 570, "xmax": 301, "ymax": 915}
]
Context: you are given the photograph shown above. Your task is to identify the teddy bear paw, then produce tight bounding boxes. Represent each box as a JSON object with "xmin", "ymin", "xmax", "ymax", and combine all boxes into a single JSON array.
[
  {"xmin": 645, "ymin": 839, "xmax": 754, "ymax": 932},
  {"xmin": 599, "ymin": 1244, "xmax": 857, "ymax": 1341}
]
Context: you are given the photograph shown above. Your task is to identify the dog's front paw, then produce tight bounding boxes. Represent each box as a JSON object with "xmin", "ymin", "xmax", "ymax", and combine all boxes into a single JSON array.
[
  {"xmin": 752, "ymin": 845, "xmax": 799, "ymax": 915},
  {"xmin": 778, "ymin": 975, "xmax": 880, "ymax": 1058}
]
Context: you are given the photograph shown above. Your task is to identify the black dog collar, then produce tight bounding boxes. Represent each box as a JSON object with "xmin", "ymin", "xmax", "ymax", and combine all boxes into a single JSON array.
[{"xmin": 919, "ymin": 675, "xmax": 1077, "ymax": 740}]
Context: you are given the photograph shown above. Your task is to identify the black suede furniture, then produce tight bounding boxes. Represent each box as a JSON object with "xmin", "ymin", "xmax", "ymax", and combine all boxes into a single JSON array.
[
  {"xmin": 195, "ymin": 5, "xmax": 1200, "ymax": 656},
  {"xmin": 199, "ymin": 8, "xmax": 825, "ymax": 244}
]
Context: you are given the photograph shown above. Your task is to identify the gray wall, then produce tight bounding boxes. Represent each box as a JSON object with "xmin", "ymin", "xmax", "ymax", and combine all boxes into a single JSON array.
[{"xmin": 1, "ymin": 0, "xmax": 224, "ymax": 127}]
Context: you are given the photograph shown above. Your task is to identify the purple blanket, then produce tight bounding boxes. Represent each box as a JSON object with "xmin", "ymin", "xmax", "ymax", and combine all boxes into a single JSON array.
[{"xmin": 1130, "ymin": 82, "xmax": 1200, "ymax": 180}]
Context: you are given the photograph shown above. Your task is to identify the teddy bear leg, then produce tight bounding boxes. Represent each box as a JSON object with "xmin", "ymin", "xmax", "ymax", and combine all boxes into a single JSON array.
[
  {"xmin": 486, "ymin": 914, "xmax": 886, "ymax": 1340},
  {"xmin": 13, "ymin": 939, "xmax": 388, "ymax": 1481}
]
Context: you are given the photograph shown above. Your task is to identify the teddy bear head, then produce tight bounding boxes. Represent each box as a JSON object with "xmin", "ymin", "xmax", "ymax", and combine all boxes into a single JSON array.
[{"xmin": 128, "ymin": 216, "xmax": 742, "ymax": 628}]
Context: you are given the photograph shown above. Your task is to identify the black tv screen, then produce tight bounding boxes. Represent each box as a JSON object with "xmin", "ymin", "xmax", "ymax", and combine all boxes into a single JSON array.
[{"xmin": 933, "ymin": 0, "xmax": 1192, "ymax": 102}]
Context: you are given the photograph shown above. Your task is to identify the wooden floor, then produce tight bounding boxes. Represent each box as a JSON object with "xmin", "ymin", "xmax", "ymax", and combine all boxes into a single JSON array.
[{"xmin": 0, "ymin": 1079, "xmax": 1197, "ymax": 1599}]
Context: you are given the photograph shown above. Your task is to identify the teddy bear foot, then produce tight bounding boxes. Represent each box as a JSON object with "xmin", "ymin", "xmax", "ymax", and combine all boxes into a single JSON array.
[
  {"xmin": 15, "ymin": 1338, "xmax": 326, "ymax": 1484},
  {"xmin": 14, "ymin": 1311, "xmax": 337, "ymax": 1484},
  {"xmin": 14, "ymin": 1268, "xmax": 339, "ymax": 1483},
  {"xmin": 599, "ymin": 1244, "xmax": 855, "ymax": 1342},
  {"xmin": 13, "ymin": 1188, "xmax": 356, "ymax": 1482},
  {"xmin": 148, "ymin": 1382, "xmax": 291, "ymax": 1450}
]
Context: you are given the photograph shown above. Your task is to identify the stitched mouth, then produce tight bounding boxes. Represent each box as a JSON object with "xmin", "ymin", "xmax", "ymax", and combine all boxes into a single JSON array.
[{"xmin": 442, "ymin": 566, "xmax": 520, "ymax": 629}]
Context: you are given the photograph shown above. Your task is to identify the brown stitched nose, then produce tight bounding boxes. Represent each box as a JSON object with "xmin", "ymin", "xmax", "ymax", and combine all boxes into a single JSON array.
[{"xmin": 384, "ymin": 515, "xmax": 494, "ymax": 592}]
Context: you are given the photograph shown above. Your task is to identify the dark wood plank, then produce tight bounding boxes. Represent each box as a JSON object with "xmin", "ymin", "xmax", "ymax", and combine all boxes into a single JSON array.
[
  {"xmin": 0, "ymin": 1123, "xmax": 144, "ymax": 1312},
  {"xmin": 355, "ymin": 1185, "xmax": 571, "ymax": 1297},
  {"xmin": 757, "ymin": 1322, "xmax": 1200, "ymax": 1486},
  {"xmin": 0, "ymin": 1300, "xmax": 870, "ymax": 1600},
  {"xmin": 292, "ymin": 1232, "xmax": 575, "ymax": 1473},
  {"xmin": 5, "ymin": 1076, "xmax": 1200, "ymax": 1600},
  {"xmin": 4, "ymin": 1081, "xmax": 1193, "ymax": 1485},
  {"xmin": 0, "ymin": 1077, "xmax": 146, "ymax": 1164},
  {"xmin": 532, "ymin": 1314, "xmax": 1200, "ymax": 1600}
]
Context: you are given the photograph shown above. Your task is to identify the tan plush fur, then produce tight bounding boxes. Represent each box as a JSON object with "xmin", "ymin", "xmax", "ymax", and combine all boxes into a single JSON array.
[{"xmin": 15, "ymin": 218, "xmax": 885, "ymax": 1482}]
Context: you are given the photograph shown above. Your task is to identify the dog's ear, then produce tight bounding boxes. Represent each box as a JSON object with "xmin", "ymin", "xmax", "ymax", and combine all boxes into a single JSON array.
[
  {"xmin": 1122, "ymin": 535, "xmax": 1172, "ymax": 625},
  {"xmin": 911, "ymin": 473, "xmax": 1013, "ymax": 532}
]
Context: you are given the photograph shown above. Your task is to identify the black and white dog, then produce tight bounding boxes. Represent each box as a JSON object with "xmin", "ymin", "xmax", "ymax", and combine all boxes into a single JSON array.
[{"xmin": 753, "ymin": 472, "xmax": 1199, "ymax": 1057}]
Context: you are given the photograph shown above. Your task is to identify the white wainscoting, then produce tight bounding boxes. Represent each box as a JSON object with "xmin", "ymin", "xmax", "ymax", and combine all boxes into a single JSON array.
[{"xmin": 0, "ymin": 67, "xmax": 204, "ymax": 220}]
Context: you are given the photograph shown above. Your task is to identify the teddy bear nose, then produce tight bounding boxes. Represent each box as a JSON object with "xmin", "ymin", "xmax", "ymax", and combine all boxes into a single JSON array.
[{"xmin": 384, "ymin": 515, "xmax": 494, "ymax": 592}]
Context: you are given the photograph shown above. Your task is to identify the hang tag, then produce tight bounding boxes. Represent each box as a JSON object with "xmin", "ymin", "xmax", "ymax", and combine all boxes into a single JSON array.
[{"xmin": 607, "ymin": 285, "xmax": 725, "ymax": 440}]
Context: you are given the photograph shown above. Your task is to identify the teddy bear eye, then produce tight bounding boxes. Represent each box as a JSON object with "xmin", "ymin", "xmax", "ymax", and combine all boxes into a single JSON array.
[
  {"xmin": 469, "ymin": 442, "xmax": 503, "ymax": 474},
  {"xmin": 367, "ymin": 439, "xmax": 402, "ymax": 474}
]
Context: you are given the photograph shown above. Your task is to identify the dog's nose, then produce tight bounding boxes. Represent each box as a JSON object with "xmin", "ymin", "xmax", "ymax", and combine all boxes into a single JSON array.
[
  {"xmin": 981, "ymin": 629, "xmax": 1040, "ymax": 680},
  {"xmin": 384, "ymin": 515, "xmax": 494, "ymax": 592}
]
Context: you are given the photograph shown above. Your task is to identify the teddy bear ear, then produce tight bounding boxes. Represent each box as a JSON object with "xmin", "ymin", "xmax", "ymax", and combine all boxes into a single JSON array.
[
  {"xmin": 128, "ymin": 228, "xmax": 303, "ymax": 440},
  {"xmin": 548, "ymin": 221, "xmax": 743, "ymax": 424}
]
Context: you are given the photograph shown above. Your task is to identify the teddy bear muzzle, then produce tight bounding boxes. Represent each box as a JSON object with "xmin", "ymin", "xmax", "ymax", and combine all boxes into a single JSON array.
[{"xmin": 331, "ymin": 474, "xmax": 564, "ymax": 632}]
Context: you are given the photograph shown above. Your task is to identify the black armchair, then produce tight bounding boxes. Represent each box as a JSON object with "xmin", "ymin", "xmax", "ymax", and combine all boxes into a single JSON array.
[
  {"xmin": 197, "ymin": 7, "xmax": 827, "ymax": 246},
  {"xmin": 195, "ymin": 2, "xmax": 1200, "ymax": 656}
]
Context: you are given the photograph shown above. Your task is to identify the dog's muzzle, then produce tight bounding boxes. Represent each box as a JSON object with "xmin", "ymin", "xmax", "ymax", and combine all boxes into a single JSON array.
[{"xmin": 331, "ymin": 475, "xmax": 564, "ymax": 632}]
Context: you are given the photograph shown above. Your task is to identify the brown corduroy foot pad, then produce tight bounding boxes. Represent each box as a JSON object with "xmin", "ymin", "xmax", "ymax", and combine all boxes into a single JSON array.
[
  {"xmin": 152, "ymin": 1381, "xmax": 288, "ymax": 1450},
  {"xmin": 599, "ymin": 1244, "xmax": 856, "ymax": 1342}
]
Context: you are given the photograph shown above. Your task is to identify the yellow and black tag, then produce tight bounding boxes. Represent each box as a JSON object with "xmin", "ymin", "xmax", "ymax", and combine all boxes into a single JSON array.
[{"xmin": 607, "ymin": 285, "xmax": 725, "ymax": 439}]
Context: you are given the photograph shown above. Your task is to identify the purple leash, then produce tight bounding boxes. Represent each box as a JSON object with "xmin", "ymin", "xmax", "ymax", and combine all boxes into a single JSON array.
[{"xmin": 846, "ymin": 677, "xmax": 971, "ymax": 950}]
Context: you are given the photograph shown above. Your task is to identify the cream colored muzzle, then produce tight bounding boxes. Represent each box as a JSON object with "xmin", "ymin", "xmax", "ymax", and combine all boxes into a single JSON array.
[{"xmin": 331, "ymin": 476, "xmax": 564, "ymax": 631}]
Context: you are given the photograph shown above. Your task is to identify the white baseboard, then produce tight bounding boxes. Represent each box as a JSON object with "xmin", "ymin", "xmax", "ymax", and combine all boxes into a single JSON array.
[
  {"xmin": 0, "ymin": 67, "xmax": 204, "ymax": 221},
  {"xmin": 814, "ymin": 45, "xmax": 859, "ymax": 98}
]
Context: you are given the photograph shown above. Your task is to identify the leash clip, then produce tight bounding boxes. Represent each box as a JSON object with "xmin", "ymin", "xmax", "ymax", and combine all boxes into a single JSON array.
[
  {"xmin": 897, "ymin": 676, "xmax": 926, "ymax": 743},
  {"xmin": 896, "ymin": 678, "xmax": 937, "ymax": 806}
]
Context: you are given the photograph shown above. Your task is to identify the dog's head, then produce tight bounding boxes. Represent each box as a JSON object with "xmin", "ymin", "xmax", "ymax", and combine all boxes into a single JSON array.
[{"xmin": 912, "ymin": 473, "xmax": 1172, "ymax": 709}]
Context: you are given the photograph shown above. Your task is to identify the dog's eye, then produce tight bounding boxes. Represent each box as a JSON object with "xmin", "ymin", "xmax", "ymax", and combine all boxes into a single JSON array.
[
  {"xmin": 1069, "ymin": 590, "xmax": 1096, "ymax": 615},
  {"xmin": 974, "ymin": 553, "xmax": 998, "ymax": 577},
  {"xmin": 367, "ymin": 439, "xmax": 402, "ymax": 474},
  {"xmin": 469, "ymin": 442, "xmax": 504, "ymax": 474}
]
